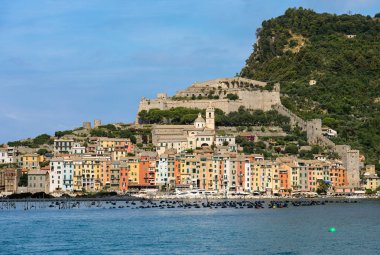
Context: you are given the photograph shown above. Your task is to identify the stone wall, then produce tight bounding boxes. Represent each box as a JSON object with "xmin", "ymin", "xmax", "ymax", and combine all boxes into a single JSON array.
[
  {"xmin": 136, "ymin": 78, "xmax": 281, "ymax": 123},
  {"xmin": 272, "ymin": 104, "xmax": 307, "ymax": 130},
  {"xmin": 335, "ymin": 145, "xmax": 360, "ymax": 187},
  {"xmin": 306, "ymin": 119, "xmax": 322, "ymax": 144},
  {"xmin": 175, "ymin": 77, "xmax": 268, "ymax": 98},
  {"xmin": 273, "ymin": 104, "xmax": 359, "ymax": 187}
]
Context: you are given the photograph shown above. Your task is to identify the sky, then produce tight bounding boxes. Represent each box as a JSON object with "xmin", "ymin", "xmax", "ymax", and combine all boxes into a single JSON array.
[{"xmin": 1, "ymin": 0, "xmax": 379, "ymax": 143}]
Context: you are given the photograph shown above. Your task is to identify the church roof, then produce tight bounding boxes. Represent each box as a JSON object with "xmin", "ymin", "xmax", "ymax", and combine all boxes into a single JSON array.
[{"xmin": 194, "ymin": 113, "xmax": 205, "ymax": 123}]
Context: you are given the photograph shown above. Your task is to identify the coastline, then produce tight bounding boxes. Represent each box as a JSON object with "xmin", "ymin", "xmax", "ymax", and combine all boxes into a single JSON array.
[{"xmin": 1, "ymin": 195, "xmax": 378, "ymax": 203}]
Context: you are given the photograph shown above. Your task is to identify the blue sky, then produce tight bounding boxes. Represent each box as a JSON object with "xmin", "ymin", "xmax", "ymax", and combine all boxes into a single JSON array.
[{"xmin": 1, "ymin": 0, "xmax": 379, "ymax": 143}]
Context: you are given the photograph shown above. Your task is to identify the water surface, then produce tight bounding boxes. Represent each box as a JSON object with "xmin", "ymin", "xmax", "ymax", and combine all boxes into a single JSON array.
[{"xmin": 0, "ymin": 200, "xmax": 379, "ymax": 254}]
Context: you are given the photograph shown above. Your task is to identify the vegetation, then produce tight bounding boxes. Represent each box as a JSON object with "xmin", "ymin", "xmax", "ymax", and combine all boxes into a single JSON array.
[
  {"xmin": 55, "ymin": 130, "xmax": 73, "ymax": 138},
  {"xmin": 316, "ymin": 179, "xmax": 330, "ymax": 195},
  {"xmin": 37, "ymin": 148, "xmax": 48, "ymax": 155},
  {"xmin": 89, "ymin": 124, "xmax": 146, "ymax": 144},
  {"xmin": 39, "ymin": 161, "xmax": 50, "ymax": 168},
  {"xmin": 18, "ymin": 173, "xmax": 28, "ymax": 187},
  {"xmin": 285, "ymin": 144, "xmax": 298, "ymax": 155},
  {"xmin": 8, "ymin": 134, "xmax": 53, "ymax": 148},
  {"xmin": 172, "ymin": 94, "xmax": 219, "ymax": 100},
  {"xmin": 225, "ymin": 93, "xmax": 239, "ymax": 100},
  {"xmin": 240, "ymin": 8, "xmax": 380, "ymax": 172},
  {"xmin": 138, "ymin": 107, "xmax": 203, "ymax": 125},
  {"xmin": 138, "ymin": 106, "xmax": 290, "ymax": 129}
]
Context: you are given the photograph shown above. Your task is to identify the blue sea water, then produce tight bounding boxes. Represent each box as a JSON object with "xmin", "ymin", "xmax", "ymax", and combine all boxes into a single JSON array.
[{"xmin": 0, "ymin": 200, "xmax": 379, "ymax": 255}]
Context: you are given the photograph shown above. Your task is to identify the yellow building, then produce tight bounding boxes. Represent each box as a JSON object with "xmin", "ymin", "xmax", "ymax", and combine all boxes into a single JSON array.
[
  {"xmin": 126, "ymin": 158, "xmax": 139, "ymax": 185},
  {"xmin": 364, "ymin": 174, "xmax": 380, "ymax": 191},
  {"xmin": 73, "ymin": 158, "xmax": 83, "ymax": 191},
  {"xmin": 21, "ymin": 153, "xmax": 44, "ymax": 170},
  {"xmin": 112, "ymin": 150, "xmax": 128, "ymax": 161},
  {"xmin": 199, "ymin": 156, "xmax": 215, "ymax": 190},
  {"xmin": 98, "ymin": 138, "xmax": 131, "ymax": 152},
  {"xmin": 250, "ymin": 161, "xmax": 263, "ymax": 192}
]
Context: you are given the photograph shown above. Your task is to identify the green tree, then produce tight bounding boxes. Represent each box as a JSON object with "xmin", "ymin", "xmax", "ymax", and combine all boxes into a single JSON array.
[
  {"xmin": 316, "ymin": 179, "xmax": 330, "ymax": 195},
  {"xmin": 285, "ymin": 144, "xmax": 298, "ymax": 155},
  {"xmin": 33, "ymin": 134, "xmax": 51, "ymax": 145},
  {"xmin": 19, "ymin": 173, "xmax": 28, "ymax": 187},
  {"xmin": 240, "ymin": 8, "xmax": 380, "ymax": 165},
  {"xmin": 37, "ymin": 148, "xmax": 48, "ymax": 155},
  {"xmin": 225, "ymin": 93, "xmax": 239, "ymax": 100}
]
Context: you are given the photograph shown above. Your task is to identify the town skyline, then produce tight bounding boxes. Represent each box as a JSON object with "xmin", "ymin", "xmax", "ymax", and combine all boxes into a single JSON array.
[{"xmin": 1, "ymin": 0, "xmax": 380, "ymax": 143}]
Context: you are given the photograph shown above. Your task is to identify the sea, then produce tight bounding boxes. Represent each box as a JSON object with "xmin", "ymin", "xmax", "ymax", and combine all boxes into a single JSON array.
[{"xmin": 0, "ymin": 199, "xmax": 379, "ymax": 255}]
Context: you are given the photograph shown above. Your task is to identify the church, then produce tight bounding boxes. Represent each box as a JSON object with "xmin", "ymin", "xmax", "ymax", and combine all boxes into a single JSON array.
[{"xmin": 152, "ymin": 103, "xmax": 216, "ymax": 154}]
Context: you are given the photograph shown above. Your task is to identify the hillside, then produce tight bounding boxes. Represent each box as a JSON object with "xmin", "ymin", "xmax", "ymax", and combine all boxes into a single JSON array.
[{"xmin": 240, "ymin": 8, "xmax": 380, "ymax": 168}]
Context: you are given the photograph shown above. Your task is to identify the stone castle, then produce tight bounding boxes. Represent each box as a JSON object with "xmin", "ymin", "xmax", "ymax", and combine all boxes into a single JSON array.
[
  {"xmin": 136, "ymin": 77, "xmax": 361, "ymax": 188},
  {"xmin": 136, "ymin": 77, "xmax": 281, "ymax": 123}
]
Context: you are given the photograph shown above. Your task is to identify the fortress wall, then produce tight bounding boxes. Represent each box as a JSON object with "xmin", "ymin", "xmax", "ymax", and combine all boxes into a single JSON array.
[
  {"xmin": 272, "ymin": 104, "xmax": 307, "ymax": 130},
  {"xmin": 137, "ymin": 92, "xmax": 281, "ymax": 119},
  {"xmin": 137, "ymin": 99, "xmax": 165, "ymax": 112},
  {"xmin": 238, "ymin": 90, "xmax": 281, "ymax": 111},
  {"xmin": 318, "ymin": 135, "xmax": 336, "ymax": 148},
  {"xmin": 165, "ymin": 100, "xmax": 242, "ymax": 113}
]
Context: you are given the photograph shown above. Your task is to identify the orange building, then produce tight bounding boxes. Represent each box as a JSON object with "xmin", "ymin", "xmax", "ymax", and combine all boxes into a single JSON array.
[
  {"xmin": 119, "ymin": 162, "xmax": 129, "ymax": 192},
  {"xmin": 330, "ymin": 165, "xmax": 348, "ymax": 189},
  {"xmin": 279, "ymin": 169, "xmax": 290, "ymax": 195},
  {"xmin": 138, "ymin": 159, "xmax": 150, "ymax": 186},
  {"xmin": 174, "ymin": 159, "xmax": 181, "ymax": 185}
]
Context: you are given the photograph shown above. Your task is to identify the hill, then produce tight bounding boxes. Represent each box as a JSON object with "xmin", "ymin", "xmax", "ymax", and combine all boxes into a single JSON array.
[{"xmin": 240, "ymin": 8, "xmax": 380, "ymax": 169}]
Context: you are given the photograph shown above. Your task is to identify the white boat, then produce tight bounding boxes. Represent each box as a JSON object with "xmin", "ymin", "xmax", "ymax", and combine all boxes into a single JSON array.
[{"xmin": 175, "ymin": 189, "xmax": 206, "ymax": 197}]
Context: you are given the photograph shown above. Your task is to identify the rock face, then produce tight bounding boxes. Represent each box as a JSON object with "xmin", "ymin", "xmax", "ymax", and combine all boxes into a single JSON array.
[{"xmin": 136, "ymin": 77, "xmax": 281, "ymax": 123}]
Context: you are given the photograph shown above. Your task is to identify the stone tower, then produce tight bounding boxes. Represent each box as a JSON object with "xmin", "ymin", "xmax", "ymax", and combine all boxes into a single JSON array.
[
  {"xmin": 94, "ymin": 119, "xmax": 102, "ymax": 128},
  {"xmin": 306, "ymin": 119, "xmax": 322, "ymax": 144},
  {"xmin": 82, "ymin": 122, "xmax": 91, "ymax": 130},
  {"xmin": 206, "ymin": 102, "xmax": 215, "ymax": 130},
  {"xmin": 335, "ymin": 145, "xmax": 360, "ymax": 188}
]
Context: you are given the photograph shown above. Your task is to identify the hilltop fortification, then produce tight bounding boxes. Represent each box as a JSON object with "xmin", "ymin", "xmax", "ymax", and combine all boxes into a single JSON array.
[
  {"xmin": 136, "ymin": 77, "xmax": 281, "ymax": 123},
  {"xmin": 136, "ymin": 76, "xmax": 361, "ymax": 187}
]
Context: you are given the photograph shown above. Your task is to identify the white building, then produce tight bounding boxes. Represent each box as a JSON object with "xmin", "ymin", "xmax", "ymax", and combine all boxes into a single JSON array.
[
  {"xmin": 72, "ymin": 143, "xmax": 86, "ymax": 155},
  {"xmin": 322, "ymin": 128, "xmax": 337, "ymax": 138},
  {"xmin": 215, "ymin": 135, "xmax": 237, "ymax": 152},
  {"xmin": 156, "ymin": 155, "xmax": 169, "ymax": 185},
  {"xmin": 223, "ymin": 158, "xmax": 231, "ymax": 193},
  {"xmin": 244, "ymin": 159, "xmax": 251, "ymax": 192},
  {"xmin": 49, "ymin": 157, "xmax": 74, "ymax": 192},
  {"xmin": 0, "ymin": 148, "xmax": 14, "ymax": 164},
  {"xmin": 54, "ymin": 139, "xmax": 74, "ymax": 154}
]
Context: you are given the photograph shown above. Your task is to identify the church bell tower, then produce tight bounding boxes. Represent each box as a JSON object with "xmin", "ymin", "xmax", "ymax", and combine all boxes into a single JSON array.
[{"xmin": 206, "ymin": 102, "xmax": 215, "ymax": 130}]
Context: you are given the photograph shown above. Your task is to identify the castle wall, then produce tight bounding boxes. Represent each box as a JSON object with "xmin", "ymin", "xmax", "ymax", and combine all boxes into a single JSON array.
[
  {"xmin": 272, "ymin": 104, "xmax": 307, "ymax": 130},
  {"xmin": 237, "ymin": 90, "xmax": 281, "ymax": 111},
  {"xmin": 137, "ymin": 90, "xmax": 281, "ymax": 120}
]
